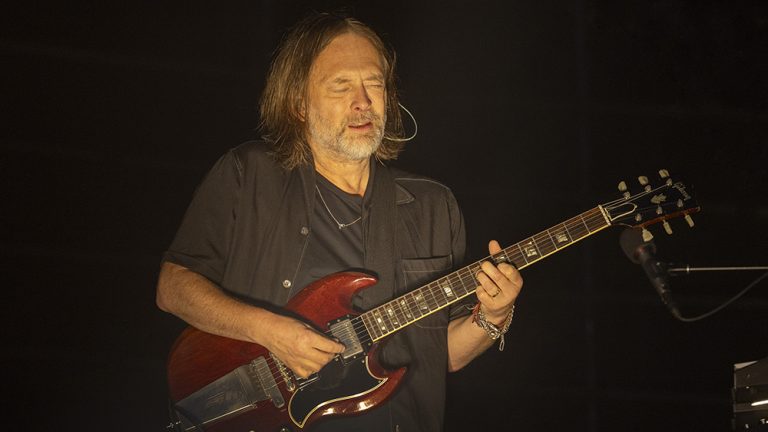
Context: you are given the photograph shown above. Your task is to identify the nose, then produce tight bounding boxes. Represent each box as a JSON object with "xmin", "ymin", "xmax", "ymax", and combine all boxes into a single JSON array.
[{"xmin": 350, "ymin": 84, "xmax": 372, "ymax": 112}]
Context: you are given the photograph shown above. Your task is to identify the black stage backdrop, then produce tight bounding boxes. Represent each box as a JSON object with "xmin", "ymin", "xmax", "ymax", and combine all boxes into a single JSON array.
[{"xmin": 2, "ymin": 1, "xmax": 767, "ymax": 431}]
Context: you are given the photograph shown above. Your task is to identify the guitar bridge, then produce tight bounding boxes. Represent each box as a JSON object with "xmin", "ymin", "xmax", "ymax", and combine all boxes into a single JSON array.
[{"xmin": 329, "ymin": 316, "xmax": 364, "ymax": 362}]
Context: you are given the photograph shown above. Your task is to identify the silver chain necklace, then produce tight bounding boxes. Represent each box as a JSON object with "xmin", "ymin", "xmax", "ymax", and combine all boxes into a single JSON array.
[{"xmin": 315, "ymin": 185, "xmax": 362, "ymax": 230}]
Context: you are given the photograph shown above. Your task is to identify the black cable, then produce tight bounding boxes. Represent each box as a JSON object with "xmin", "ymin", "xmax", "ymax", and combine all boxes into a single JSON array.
[{"xmin": 670, "ymin": 270, "xmax": 768, "ymax": 322}]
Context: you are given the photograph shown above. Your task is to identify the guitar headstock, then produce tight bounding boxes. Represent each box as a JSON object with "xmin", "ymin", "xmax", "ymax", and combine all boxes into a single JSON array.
[{"xmin": 602, "ymin": 169, "xmax": 701, "ymax": 240}]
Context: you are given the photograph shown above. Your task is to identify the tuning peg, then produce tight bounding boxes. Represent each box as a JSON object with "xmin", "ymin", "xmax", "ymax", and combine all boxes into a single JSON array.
[
  {"xmin": 618, "ymin": 181, "xmax": 631, "ymax": 199},
  {"xmin": 685, "ymin": 214, "xmax": 695, "ymax": 228},
  {"xmin": 638, "ymin": 176, "xmax": 652, "ymax": 192},
  {"xmin": 659, "ymin": 169, "xmax": 670, "ymax": 179},
  {"xmin": 677, "ymin": 199, "xmax": 684, "ymax": 208},
  {"xmin": 642, "ymin": 228, "xmax": 654, "ymax": 242},
  {"xmin": 656, "ymin": 206, "xmax": 663, "ymax": 215},
  {"xmin": 663, "ymin": 220, "xmax": 673, "ymax": 235}
]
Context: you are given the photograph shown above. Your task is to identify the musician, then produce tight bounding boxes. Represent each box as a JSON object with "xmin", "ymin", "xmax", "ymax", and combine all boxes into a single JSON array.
[{"xmin": 156, "ymin": 12, "xmax": 521, "ymax": 431}]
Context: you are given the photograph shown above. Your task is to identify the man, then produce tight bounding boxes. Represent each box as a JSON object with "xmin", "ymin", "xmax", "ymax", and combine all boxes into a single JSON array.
[{"xmin": 156, "ymin": 12, "xmax": 521, "ymax": 431}]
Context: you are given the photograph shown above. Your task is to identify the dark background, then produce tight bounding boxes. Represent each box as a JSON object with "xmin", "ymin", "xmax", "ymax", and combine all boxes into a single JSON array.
[{"xmin": 3, "ymin": 1, "xmax": 767, "ymax": 431}]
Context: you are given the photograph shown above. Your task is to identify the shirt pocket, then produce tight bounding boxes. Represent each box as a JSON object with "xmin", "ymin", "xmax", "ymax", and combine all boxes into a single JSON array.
[{"xmin": 400, "ymin": 255, "xmax": 454, "ymax": 330}]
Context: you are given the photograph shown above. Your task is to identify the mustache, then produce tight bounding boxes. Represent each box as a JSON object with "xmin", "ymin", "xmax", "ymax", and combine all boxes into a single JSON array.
[{"xmin": 346, "ymin": 112, "xmax": 382, "ymax": 125}]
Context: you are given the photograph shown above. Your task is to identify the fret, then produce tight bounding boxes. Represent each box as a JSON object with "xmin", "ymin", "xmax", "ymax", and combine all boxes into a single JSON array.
[
  {"xmin": 439, "ymin": 278, "xmax": 457, "ymax": 303},
  {"xmin": 352, "ymin": 316, "xmax": 371, "ymax": 344},
  {"xmin": 567, "ymin": 217, "xmax": 588, "ymax": 240},
  {"xmin": 503, "ymin": 249, "xmax": 514, "ymax": 266},
  {"xmin": 424, "ymin": 285, "xmax": 440, "ymax": 309},
  {"xmin": 413, "ymin": 290, "xmax": 431, "ymax": 314},
  {"xmin": 371, "ymin": 308, "xmax": 390, "ymax": 334},
  {"xmin": 544, "ymin": 228, "xmax": 560, "ymax": 250},
  {"xmin": 550, "ymin": 224, "xmax": 572, "ymax": 247},
  {"xmin": 384, "ymin": 301, "xmax": 401, "ymax": 328},
  {"xmin": 362, "ymin": 312, "xmax": 380, "ymax": 340},
  {"xmin": 534, "ymin": 232, "xmax": 556, "ymax": 257},
  {"xmin": 428, "ymin": 282, "xmax": 445, "ymax": 306},
  {"xmin": 393, "ymin": 298, "xmax": 409, "ymax": 327},
  {"xmin": 519, "ymin": 237, "xmax": 541, "ymax": 261},
  {"xmin": 580, "ymin": 214, "xmax": 592, "ymax": 234},
  {"xmin": 380, "ymin": 304, "xmax": 396, "ymax": 331},
  {"xmin": 453, "ymin": 268, "xmax": 471, "ymax": 297},
  {"xmin": 449, "ymin": 272, "xmax": 469, "ymax": 297},
  {"xmin": 515, "ymin": 243, "xmax": 529, "ymax": 265},
  {"xmin": 406, "ymin": 292, "xmax": 423, "ymax": 319},
  {"xmin": 586, "ymin": 209, "xmax": 606, "ymax": 231},
  {"xmin": 398, "ymin": 297, "xmax": 414, "ymax": 322}
]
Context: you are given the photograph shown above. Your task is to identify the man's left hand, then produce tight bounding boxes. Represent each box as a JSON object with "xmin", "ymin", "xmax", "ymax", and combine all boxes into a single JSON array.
[{"xmin": 475, "ymin": 240, "xmax": 522, "ymax": 324}]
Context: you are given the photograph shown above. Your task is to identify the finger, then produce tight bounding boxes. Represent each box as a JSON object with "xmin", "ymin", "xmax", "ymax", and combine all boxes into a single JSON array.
[
  {"xmin": 475, "ymin": 284, "xmax": 496, "ymax": 303},
  {"xmin": 480, "ymin": 260, "xmax": 507, "ymax": 285},
  {"xmin": 489, "ymin": 239, "xmax": 502, "ymax": 254},
  {"xmin": 475, "ymin": 273, "xmax": 501, "ymax": 301},
  {"xmin": 304, "ymin": 325, "xmax": 346, "ymax": 353}
]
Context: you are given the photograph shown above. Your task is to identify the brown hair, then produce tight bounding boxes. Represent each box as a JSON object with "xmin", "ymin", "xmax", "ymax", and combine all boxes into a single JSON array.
[{"xmin": 259, "ymin": 12, "xmax": 405, "ymax": 170}]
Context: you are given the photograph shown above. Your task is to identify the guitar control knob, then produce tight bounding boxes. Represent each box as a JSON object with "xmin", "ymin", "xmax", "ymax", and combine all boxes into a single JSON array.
[
  {"xmin": 663, "ymin": 220, "xmax": 673, "ymax": 235},
  {"xmin": 685, "ymin": 214, "xmax": 695, "ymax": 228}
]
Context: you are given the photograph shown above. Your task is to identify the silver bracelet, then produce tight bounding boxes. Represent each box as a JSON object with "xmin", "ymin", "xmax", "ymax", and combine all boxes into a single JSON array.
[{"xmin": 473, "ymin": 305, "xmax": 515, "ymax": 351}]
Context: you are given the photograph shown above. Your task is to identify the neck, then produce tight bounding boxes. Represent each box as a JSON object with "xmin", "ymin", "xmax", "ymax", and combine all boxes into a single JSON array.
[{"xmin": 313, "ymin": 152, "xmax": 371, "ymax": 196}]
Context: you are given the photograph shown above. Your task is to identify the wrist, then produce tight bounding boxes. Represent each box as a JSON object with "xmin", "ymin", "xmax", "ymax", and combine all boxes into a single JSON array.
[
  {"xmin": 485, "ymin": 307, "xmax": 514, "ymax": 326},
  {"xmin": 470, "ymin": 303, "xmax": 515, "ymax": 351}
]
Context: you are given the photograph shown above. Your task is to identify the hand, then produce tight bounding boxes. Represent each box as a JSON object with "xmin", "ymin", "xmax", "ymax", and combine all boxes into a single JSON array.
[
  {"xmin": 262, "ymin": 314, "xmax": 346, "ymax": 379},
  {"xmin": 475, "ymin": 240, "xmax": 523, "ymax": 324}
]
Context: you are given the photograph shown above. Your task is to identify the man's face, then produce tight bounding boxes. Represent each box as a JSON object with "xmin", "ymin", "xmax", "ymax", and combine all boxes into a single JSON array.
[{"xmin": 305, "ymin": 32, "xmax": 386, "ymax": 162}]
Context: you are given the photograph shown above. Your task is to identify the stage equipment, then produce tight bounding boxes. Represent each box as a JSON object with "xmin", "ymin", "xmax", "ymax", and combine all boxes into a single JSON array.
[{"xmin": 734, "ymin": 356, "xmax": 768, "ymax": 431}]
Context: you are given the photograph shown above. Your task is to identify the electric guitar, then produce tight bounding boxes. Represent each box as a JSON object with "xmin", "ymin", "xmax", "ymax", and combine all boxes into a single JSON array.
[{"xmin": 166, "ymin": 170, "xmax": 700, "ymax": 431}]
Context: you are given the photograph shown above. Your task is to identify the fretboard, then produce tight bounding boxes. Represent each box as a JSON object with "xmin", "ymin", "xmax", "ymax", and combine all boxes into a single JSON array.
[{"xmin": 358, "ymin": 206, "xmax": 611, "ymax": 341}]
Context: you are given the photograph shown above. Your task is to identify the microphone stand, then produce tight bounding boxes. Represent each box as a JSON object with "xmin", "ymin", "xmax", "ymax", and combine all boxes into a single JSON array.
[
  {"xmin": 662, "ymin": 264, "xmax": 768, "ymax": 322},
  {"xmin": 668, "ymin": 265, "xmax": 768, "ymax": 274}
]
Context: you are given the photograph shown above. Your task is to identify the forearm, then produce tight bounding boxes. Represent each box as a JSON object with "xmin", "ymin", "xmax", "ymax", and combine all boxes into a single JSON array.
[
  {"xmin": 447, "ymin": 313, "xmax": 500, "ymax": 371},
  {"xmin": 155, "ymin": 261, "xmax": 275, "ymax": 346}
]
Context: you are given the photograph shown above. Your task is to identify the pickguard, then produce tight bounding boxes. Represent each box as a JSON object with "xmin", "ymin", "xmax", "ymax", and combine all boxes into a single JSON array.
[{"xmin": 289, "ymin": 355, "xmax": 385, "ymax": 427}]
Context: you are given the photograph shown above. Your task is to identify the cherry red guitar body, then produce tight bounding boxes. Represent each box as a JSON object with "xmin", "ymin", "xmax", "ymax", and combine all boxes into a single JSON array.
[{"xmin": 167, "ymin": 272, "xmax": 406, "ymax": 431}]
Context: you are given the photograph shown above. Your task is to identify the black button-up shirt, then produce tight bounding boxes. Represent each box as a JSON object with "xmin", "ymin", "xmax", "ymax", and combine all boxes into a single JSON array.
[{"xmin": 164, "ymin": 141, "xmax": 471, "ymax": 431}]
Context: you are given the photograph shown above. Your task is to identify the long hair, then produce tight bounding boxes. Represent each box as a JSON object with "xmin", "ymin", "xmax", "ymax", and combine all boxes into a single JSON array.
[{"xmin": 259, "ymin": 12, "xmax": 405, "ymax": 170}]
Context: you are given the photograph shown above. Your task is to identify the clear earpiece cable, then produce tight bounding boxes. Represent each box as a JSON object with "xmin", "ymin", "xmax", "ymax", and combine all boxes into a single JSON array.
[{"xmin": 387, "ymin": 103, "xmax": 418, "ymax": 142}]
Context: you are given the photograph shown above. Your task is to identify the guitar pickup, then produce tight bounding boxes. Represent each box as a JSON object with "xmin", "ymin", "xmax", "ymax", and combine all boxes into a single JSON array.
[{"xmin": 329, "ymin": 317, "xmax": 364, "ymax": 362}]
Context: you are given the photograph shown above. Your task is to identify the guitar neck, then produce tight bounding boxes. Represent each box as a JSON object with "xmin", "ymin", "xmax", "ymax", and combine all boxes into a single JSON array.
[{"xmin": 359, "ymin": 206, "xmax": 611, "ymax": 341}]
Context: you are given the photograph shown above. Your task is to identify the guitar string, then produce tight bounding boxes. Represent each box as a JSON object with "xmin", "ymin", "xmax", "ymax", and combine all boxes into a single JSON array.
[
  {"xmin": 253, "ymin": 208, "xmax": 610, "ymax": 386},
  {"xmin": 349, "ymin": 208, "xmax": 608, "ymax": 340},
  {"xmin": 348, "ymin": 209, "xmax": 607, "ymax": 333}
]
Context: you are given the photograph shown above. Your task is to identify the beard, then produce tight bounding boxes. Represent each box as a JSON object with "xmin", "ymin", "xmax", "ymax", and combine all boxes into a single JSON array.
[{"xmin": 307, "ymin": 109, "xmax": 386, "ymax": 161}]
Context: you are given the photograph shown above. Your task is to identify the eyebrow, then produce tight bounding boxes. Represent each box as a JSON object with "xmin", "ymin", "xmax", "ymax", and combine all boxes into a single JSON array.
[{"xmin": 328, "ymin": 73, "xmax": 384, "ymax": 85}]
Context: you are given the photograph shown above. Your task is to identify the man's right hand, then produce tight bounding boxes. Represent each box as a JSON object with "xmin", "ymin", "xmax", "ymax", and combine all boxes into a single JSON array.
[{"xmin": 262, "ymin": 314, "xmax": 346, "ymax": 379}]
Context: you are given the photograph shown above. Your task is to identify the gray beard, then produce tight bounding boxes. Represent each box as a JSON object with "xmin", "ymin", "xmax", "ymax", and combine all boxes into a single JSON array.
[{"xmin": 307, "ymin": 111, "xmax": 385, "ymax": 161}]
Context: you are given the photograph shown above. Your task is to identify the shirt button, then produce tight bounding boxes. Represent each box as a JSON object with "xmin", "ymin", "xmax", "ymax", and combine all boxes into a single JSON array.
[
  {"xmin": 282, "ymin": 280, "xmax": 292, "ymax": 289},
  {"xmin": 300, "ymin": 226, "xmax": 309, "ymax": 235}
]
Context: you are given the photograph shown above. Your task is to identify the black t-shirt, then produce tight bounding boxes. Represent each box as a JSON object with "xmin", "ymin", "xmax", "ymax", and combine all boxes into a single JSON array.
[
  {"xmin": 302, "ymin": 173, "xmax": 413, "ymax": 431},
  {"xmin": 292, "ymin": 173, "xmax": 366, "ymax": 295}
]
